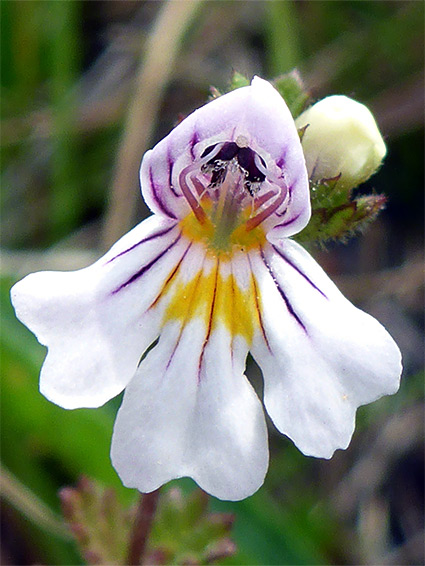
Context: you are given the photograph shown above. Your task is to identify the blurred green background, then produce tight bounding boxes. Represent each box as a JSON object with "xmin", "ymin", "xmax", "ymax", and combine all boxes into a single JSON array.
[{"xmin": 1, "ymin": 1, "xmax": 423, "ymax": 564}]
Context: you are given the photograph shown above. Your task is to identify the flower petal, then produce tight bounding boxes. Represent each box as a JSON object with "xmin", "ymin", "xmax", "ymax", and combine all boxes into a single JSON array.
[
  {"xmin": 140, "ymin": 77, "xmax": 310, "ymax": 236},
  {"xmin": 111, "ymin": 266, "xmax": 269, "ymax": 501},
  {"xmin": 10, "ymin": 215, "xmax": 190, "ymax": 409},
  {"xmin": 249, "ymin": 239, "xmax": 402, "ymax": 458}
]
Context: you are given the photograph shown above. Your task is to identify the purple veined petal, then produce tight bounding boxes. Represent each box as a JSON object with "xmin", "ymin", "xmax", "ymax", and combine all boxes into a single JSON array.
[
  {"xmin": 248, "ymin": 239, "xmax": 402, "ymax": 459},
  {"xmin": 111, "ymin": 318, "xmax": 269, "ymax": 501},
  {"xmin": 140, "ymin": 77, "xmax": 310, "ymax": 238},
  {"xmin": 111, "ymin": 246, "xmax": 269, "ymax": 501},
  {"xmin": 10, "ymin": 215, "xmax": 194, "ymax": 410}
]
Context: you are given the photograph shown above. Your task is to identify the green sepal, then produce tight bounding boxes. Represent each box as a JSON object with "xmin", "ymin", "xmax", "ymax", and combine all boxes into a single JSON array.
[
  {"xmin": 211, "ymin": 71, "xmax": 251, "ymax": 99},
  {"xmin": 147, "ymin": 487, "xmax": 236, "ymax": 565},
  {"xmin": 295, "ymin": 193, "xmax": 387, "ymax": 246},
  {"xmin": 272, "ymin": 70, "xmax": 310, "ymax": 118},
  {"xmin": 228, "ymin": 70, "xmax": 251, "ymax": 91},
  {"xmin": 59, "ymin": 477, "xmax": 133, "ymax": 565},
  {"xmin": 60, "ymin": 479, "xmax": 236, "ymax": 566},
  {"xmin": 215, "ymin": 70, "xmax": 310, "ymax": 120},
  {"xmin": 309, "ymin": 175, "xmax": 348, "ymax": 210}
]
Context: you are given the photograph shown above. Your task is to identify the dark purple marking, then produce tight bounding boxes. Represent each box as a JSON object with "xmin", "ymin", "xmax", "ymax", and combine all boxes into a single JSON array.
[
  {"xmin": 288, "ymin": 181, "xmax": 294, "ymax": 196},
  {"xmin": 260, "ymin": 247, "xmax": 307, "ymax": 334},
  {"xmin": 246, "ymin": 253, "xmax": 272, "ymax": 353},
  {"xmin": 276, "ymin": 149, "xmax": 287, "ymax": 170},
  {"xmin": 271, "ymin": 244, "xmax": 328, "ymax": 299},
  {"xmin": 107, "ymin": 223, "xmax": 177, "ymax": 264},
  {"xmin": 190, "ymin": 131, "xmax": 199, "ymax": 159},
  {"xmin": 197, "ymin": 260, "xmax": 219, "ymax": 382},
  {"xmin": 167, "ymin": 153, "xmax": 180, "ymax": 197},
  {"xmin": 165, "ymin": 260, "xmax": 205, "ymax": 372},
  {"xmin": 274, "ymin": 210, "xmax": 301, "ymax": 227},
  {"xmin": 112, "ymin": 231, "xmax": 182, "ymax": 294},
  {"xmin": 149, "ymin": 166, "xmax": 178, "ymax": 219},
  {"xmin": 147, "ymin": 240, "xmax": 193, "ymax": 311}
]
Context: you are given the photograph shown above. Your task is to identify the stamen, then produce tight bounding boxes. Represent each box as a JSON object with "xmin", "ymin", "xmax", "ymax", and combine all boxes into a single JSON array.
[
  {"xmin": 253, "ymin": 190, "xmax": 276, "ymax": 211},
  {"xmin": 190, "ymin": 175, "xmax": 207, "ymax": 197},
  {"xmin": 198, "ymin": 142, "xmax": 225, "ymax": 167},
  {"xmin": 179, "ymin": 167, "xmax": 207, "ymax": 225},
  {"xmin": 254, "ymin": 153, "xmax": 283, "ymax": 186},
  {"xmin": 254, "ymin": 154, "xmax": 270, "ymax": 178},
  {"xmin": 178, "ymin": 139, "xmax": 291, "ymax": 237},
  {"xmin": 245, "ymin": 185, "xmax": 287, "ymax": 231}
]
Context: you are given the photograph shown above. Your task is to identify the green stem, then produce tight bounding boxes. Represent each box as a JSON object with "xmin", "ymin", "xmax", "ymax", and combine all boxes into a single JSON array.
[{"xmin": 266, "ymin": 0, "xmax": 301, "ymax": 75}]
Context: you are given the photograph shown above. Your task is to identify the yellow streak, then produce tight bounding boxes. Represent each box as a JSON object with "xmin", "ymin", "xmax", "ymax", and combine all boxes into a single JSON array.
[
  {"xmin": 179, "ymin": 210, "xmax": 266, "ymax": 255},
  {"xmin": 163, "ymin": 260, "xmax": 259, "ymax": 345},
  {"xmin": 160, "ymin": 212, "xmax": 266, "ymax": 343}
]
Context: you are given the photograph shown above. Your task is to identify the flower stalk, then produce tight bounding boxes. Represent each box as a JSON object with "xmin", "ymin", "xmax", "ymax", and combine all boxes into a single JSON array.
[{"xmin": 127, "ymin": 489, "xmax": 161, "ymax": 566}]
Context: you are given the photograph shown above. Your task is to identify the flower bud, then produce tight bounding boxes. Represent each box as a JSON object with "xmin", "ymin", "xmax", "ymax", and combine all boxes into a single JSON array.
[{"xmin": 296, "ymin": 95, "xmax": 386, "ymax": 190}]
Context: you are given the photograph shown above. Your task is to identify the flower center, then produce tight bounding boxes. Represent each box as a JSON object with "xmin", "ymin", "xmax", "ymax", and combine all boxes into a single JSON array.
[{"xmin": 178, "ymin": 140, "xmax": 288, "ymax": 252}]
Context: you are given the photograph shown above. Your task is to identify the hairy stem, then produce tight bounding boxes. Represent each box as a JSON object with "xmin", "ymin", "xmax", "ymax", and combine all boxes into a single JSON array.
[{"xmin": 127, "ymin": 489, "xmax": 161, "ymax": 566}]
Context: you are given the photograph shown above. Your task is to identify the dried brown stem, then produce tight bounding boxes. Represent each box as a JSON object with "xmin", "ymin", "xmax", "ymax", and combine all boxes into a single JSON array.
[
  {"xmin": 101, "ymin": 0, "xmax": 203, "ymax": 251},
  {"xmin": 127, "ymin": 489, "xmax": 161, "ymax": 566}
]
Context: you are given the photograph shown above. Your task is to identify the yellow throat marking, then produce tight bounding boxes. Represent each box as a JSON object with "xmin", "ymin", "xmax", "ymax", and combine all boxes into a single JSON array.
[{"xmin": 160, "ymin": 213, "xmax": 265, "ymax": 344}]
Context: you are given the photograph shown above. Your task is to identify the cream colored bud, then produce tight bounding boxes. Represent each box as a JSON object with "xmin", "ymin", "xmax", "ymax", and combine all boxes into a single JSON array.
[{"xmin": 296, "ymin": 95, "xmax": 386, "ymax": 190}]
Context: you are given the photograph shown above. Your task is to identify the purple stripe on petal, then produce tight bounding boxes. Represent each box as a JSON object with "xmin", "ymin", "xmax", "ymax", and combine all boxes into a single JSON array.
[
  {"xmin": 165, "ymin": 332, "xmax": 181, "ymax": 371},
  {"xmin": 166, "ymin": 259, "xmax": 206, "ymax": 372},
  {"xmin": 107, "ymin": 223, "xmax": 177, "ymax": 264},
  {"xmin": 147, "ymin": 240, "xmax": 194, "ymax": 311},
  {"xmin": 260, "ymin": 247, "xmax": 307, "ymax": 334},
  {"xmin": 276, "ymin": 152, "xmax": 287, "ymax": 169},
  {"xmin": 197, "ymin": 259, "xmax": 219, "ymax": 382},
  {"xmin": 288, "ymin": 181, "xmax": 294, "ymax": 197},
  {"xmin": 112, "ymin": 231, "xmax": 182, "ymax": 294},
  {"xmin": 274, "ymin": 211, "xmax": 301, "ymax": 227},
  {"xmin": 167, "ymin": 153, "xmax": 180, "ymax": 197},
  {"xmin": 247, "ymin": 254, "xmax": 272, "ymax": 353},
  {"xmin": 190, "ymin": 131, "xmax": 199, "ymax": 159},
  {"xmin": 271, "ymin": 244, "xmax": 328, "ymax": 299},
  {"xmin": 149, "ymin": 166, "xmax": 178, "ymax": 219}
]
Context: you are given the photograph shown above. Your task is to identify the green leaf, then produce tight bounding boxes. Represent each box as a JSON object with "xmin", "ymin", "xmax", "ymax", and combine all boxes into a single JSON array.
[{"xmin": 265, "ymin": 0, "xmax": 301, "ymax": 76}]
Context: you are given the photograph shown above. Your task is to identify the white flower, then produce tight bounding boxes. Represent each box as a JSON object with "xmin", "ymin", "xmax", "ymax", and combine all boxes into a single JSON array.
[
  {"xmin": 11, "ymin": 77, "xmax": 401, "ymax": 501},
  {"xmin": 296, "ymin": 95, "xmax": 387, "ymax": 189}
]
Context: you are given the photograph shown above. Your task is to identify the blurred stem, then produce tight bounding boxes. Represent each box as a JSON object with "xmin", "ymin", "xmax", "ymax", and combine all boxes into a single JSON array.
[
  {"xmin": 102, "ymin": 0, "xmax": 203, "ymax": 250},
  {"xmin": 0, "ymin": 463, "xmax": 71, "ymax": 540},
  {"xmin": 127, "ymin": 489, "xmax": 161, "ymax": 566},
  {"xmin": 10, "ymin": 1, "xmax": 40, "ymax": 106},
  {"xmin": 266, "ymin": 0, "xmax": 301, "ymax": 75}
]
